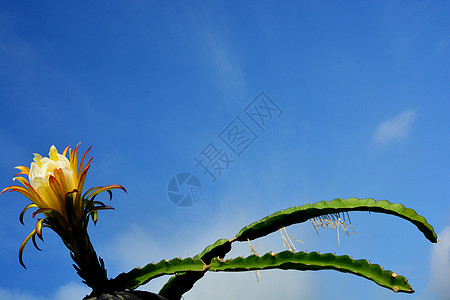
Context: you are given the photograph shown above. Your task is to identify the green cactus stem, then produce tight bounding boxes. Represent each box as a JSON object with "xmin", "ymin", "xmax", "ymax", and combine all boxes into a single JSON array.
[
  {"xmin": 115, "ymin": 251, "xmax": 413, "ymax": 293},
  {"xmin": 110, "ymin": 197, "xmax": 436, "ymax": 299},
  {"xmin": 235, "ymin": 198, "xmax": 437, "ymax": 243}
]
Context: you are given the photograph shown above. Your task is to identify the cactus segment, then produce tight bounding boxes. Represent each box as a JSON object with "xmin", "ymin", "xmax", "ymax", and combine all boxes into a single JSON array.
[
  {"xmin": 235, "ymin": 198, "xmax": 437, "ymax": 243},
  {"xmin": 111, "ymin": 197, "xmax": 436, "ymax": 298},
  {"xmin": 159, "ymin": 239, "xmax": 232, "ymax": 299},
  {"xmin": 157, "ymin": 268, "xmax": 204, "ymax": 299},
  {"xmin": 194, "ymin": 238, "xmax": 232, "ymax": 261},
  {"xmin": 113, "ymin": 257, "xmax": 206, "ymax": 291},
  {"xmin": 208, "ymin": 251, "xmax": 413, "ymax": 293},
  {"xmin": 116, "ymin": 251, "xmax": 412, "ymax": 294}
]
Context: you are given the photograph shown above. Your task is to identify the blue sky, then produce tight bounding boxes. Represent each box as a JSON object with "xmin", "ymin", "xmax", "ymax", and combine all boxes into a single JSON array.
[{"xmin": 1, "ymin": 1, "xmax": 449, "ymax": 299}]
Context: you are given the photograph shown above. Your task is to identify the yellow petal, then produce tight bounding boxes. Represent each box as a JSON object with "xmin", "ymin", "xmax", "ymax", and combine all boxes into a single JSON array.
[
  {"xmin": 14, "ymin": 166, "xmax": 30, "ymax": 176},
  {"xmin": 33, "ymin": 153, "xmax": 42, "ymax": 168},
  {"xmin": 49, "ymin": 145, "xmax": 59, "ymax": 161}
]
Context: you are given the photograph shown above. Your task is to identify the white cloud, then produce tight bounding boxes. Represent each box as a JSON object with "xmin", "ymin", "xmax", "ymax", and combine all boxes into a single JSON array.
[
  {"xmin": 372, "ymin": 109, "xmax": 417, "ymax": 146},
  {"xmin": 0, "ymin": 282, "xmax": 89, "ymax": 300},
  {"xmin": 429, "ymin": 226, "xmax": 450, "ymax": 300},
  {"xmin": 0, "ymin": 288, "xmax": 46, "ymax": 300},
  {"xmin": 102, "ymin": 225, "xmax": 165, "ymax": 270},
  {"xmin": 53, "ymin": 282, "xmax": 91, "ymax": 300},
  {"xmin": 103, "ymin": 204, "xmax": 315, "ymax": 299},
  {"xmin": 182, "ymin": 229, "xmax": 316, "ymax": 300},
  {"xmin": 183, "ymin": 269, "xmax": 317, "ymax": 300}
]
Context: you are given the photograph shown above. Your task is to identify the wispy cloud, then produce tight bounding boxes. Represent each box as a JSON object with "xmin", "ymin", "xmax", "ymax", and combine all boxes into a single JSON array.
[
  {"xmin": 435, "ymin": 35, "xmax": 450, "ymax": 54},
  {"xmin": 429, "ymin": 226, "xmax": 450, "ymax": 300},
  {"xmin": 102, "ymin": 226, "xmax": 165, "ymax": 270},
  {"xmin": 0, "ymin": 282, "xmax": 90, "ymax": 300},
  {"xmin": 103, "ymin": 203, "xmax": 315, "ymax": 298},
  {"xmin": 0, "ymin": 288, "xmax": 46, "ymax": 300},
  {"xmin": 189, "ymin": 8, "xmax": 249, "ymax": 100},
  {"xmin": 184, "ymin": 268, "xmax": 316, "ymax": 300},
  {"xmin": 372, "ymin": 109, "xmax": 417, "ymax": 146},
  {"xmin": 202, "ymin": 29, "xmax": 247, "ymax": 96},
  {"xmin": 52, "ymin": 282, "xmax": 91, "ymax": 300},
  {"xmin": 105, "ymin": 226, "xmax": 316, "ymax": 299}
]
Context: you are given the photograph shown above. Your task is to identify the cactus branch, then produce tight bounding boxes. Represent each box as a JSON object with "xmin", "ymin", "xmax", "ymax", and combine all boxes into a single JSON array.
[{"xmin": 110, "ymin": 197, "xmax": 436, "ymax": 299}]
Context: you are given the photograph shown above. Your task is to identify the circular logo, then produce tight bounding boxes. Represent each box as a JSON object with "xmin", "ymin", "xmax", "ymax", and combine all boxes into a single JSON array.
[{"xmin": 167, "ymin": 173, "xmax": 202, "ymax": 207}]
